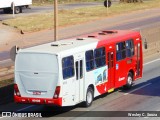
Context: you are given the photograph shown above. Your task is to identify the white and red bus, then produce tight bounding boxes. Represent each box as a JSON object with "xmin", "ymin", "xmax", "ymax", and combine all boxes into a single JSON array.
[{"xmin": 14, "ymin": 30, "xmax": 143, "ymax": 107}]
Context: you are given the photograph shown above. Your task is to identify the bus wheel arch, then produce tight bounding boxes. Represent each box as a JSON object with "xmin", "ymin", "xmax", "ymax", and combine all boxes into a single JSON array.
[
  {"xmin": 83, "ymin": 85, "xmax": 94, "ymax": 107},
  {"xmin": 123, "ymin": 71, "xmax": 133, "ymax": 89}
]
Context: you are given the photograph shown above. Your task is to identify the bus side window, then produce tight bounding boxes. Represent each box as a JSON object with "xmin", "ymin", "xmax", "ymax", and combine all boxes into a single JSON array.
[
  {"xmin": 80, "ymin": 60, "xmax": 83, "ymax": 78},
  {"xmin": 85, "ymin": 50, "xmax": 94, "ymax": 71},
  {"xmin": 76, "ymin": 61, "xmax": 78, "ymax": 80},
  {"xmin": 94, "ymin": 47, "xmax": 106, "ymax": 68},
  {"xmin": 62, "ymin": 56, "xmax": 75, "ymax": 80},
  {"xmin": 126, "ymin": 39, "xmax": 134, "ymax": 57},
  {"xmin": 116, "ymin": 41, "xmax": 126, "ymax": 61}
]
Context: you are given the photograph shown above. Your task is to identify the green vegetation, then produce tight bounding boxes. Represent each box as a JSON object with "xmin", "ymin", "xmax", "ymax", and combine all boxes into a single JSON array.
[
  {"xmin": 0, "ymin": 79, "xmax": 13, "ymax": 87},
  {"xmin": 33, "ymin": 0, "xmax": 103, "ymax": 5},
  {"xmin": 3, "ymin": 0, "xmax": 160, "ymax": 32}
]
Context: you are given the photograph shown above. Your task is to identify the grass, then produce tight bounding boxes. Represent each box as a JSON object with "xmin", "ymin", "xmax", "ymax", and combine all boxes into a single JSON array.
[
  {"xmin": 2, "ymin": 0, "xmax": 160, "ymax": 32},
  {"xmin": 0, "ymin": 79, "xmax": 13, "ymax": 88},
  {"xmin": 32, "ymin": 0, "xmax": 103, "ymax": 5}
]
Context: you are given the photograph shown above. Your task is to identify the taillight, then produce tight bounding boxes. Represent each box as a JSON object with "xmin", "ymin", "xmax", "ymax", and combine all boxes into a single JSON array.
[
  {"xmin": 14, "ymin": 84, "xmax": 21, "ymax": 97},
  {"xmin": 53, "ymin": 86, "xmax": 60, "ymax": 99}
]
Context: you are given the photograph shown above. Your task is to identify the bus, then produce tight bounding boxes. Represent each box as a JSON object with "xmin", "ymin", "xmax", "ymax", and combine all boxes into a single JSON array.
[{"xmin": 14, "ymin": 30, "xmax": 143, "ymax": 107}]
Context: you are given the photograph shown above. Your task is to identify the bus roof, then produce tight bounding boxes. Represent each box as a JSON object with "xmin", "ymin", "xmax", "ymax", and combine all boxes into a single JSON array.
[{"xmin": 19, "ymin": 30, "xmax": 140, "ymax": 55}]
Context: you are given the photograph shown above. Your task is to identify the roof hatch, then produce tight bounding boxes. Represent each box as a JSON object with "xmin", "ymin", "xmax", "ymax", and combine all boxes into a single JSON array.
[
  {"xmin": 102, "ymin": 30, "xmax": 118, "ymax": 34},
  {"xmin": 51, "ymin": 41, "xmax": 73, "ymax": 46}
]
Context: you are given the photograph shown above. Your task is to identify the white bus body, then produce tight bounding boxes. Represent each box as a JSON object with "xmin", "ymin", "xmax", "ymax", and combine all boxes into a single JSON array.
[{"xmin": 15, "ymin": 38, "xmax": 99, "ymax": 107}]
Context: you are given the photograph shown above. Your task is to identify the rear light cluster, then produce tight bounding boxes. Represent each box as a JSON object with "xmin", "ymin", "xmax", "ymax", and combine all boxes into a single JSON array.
[
  {"xmin": 53, "ymin": 86, "xmax": 60, "ymax": 99},
  {"xmin": 14, "ymin": 84, "xmax": 21, "ymax": 97}
]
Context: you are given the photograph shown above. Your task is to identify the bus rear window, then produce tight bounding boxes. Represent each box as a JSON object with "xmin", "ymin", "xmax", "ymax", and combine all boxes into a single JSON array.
[{"xmin": 16, "ymin": 53, "xmax": 58, "ymax": 73}]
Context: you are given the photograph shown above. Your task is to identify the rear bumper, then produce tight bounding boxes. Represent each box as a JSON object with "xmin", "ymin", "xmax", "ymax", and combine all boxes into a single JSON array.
[{"xmin": 14, "ymin": 95, "xmax": 62, "ymax": 106}]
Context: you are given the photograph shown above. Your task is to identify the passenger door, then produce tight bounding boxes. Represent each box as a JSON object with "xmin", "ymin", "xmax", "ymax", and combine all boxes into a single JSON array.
[
  {"xmin": 135, "ymin": 42, "xmax": 142, "ymax": 78},
  {"xmin": 74, "ymin": 53, "xmax": 84, "ymax": 103},
  {"xmin": 107, "ymin": 51, "xmax": 115, "ymax": 89}
]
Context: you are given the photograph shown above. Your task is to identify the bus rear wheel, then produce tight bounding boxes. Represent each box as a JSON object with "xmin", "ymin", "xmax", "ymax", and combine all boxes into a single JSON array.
[
  {"xmin": 11, "ymin": 6, "xmax": 22, "ymax": 14},
  {"xmin": 14, "ymin": 6, "xmax": 22, "ymax": 14},
  {"xmin": 123, "ymin": 72, "xmax": 133, "ymax": 89},
  {"xmin": 83, "ymin": 87, "xmax": 94, "ymax": 107}
]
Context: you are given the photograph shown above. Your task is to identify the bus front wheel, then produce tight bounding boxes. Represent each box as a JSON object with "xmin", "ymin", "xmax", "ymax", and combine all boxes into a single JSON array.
[
  {"xmin": 123, "ymin": 72, "xmax": 133, "ymax": 89},
  {"xmin": 83, "ymin": 87, "xmax": 94, "ymax": 107}
]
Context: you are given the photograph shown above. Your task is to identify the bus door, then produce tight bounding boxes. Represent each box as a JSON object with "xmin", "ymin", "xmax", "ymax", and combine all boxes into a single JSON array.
[
  {"xmin": 107, "ymin": 51, "xmax": 115, "ymax": 89},
  {"xmin": 75, "ymin": 53, "xmax": 84, "ymax": 103},
  {"xmin": 135, "ymin": 42, "xmax": 141, "ymax": 77}
]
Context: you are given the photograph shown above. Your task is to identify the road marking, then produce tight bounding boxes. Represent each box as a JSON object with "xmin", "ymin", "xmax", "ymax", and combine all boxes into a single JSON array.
[
  {"xmin": 144, "ymin": 58, "xmax": 160, "ymax": 66},
  {"xmin": 16, "ymin": 105, "xmax": 35, "ymax": 112},
  {"xmin": 124, "ymin": 83, "xmax": 152, "ymax": 95}
]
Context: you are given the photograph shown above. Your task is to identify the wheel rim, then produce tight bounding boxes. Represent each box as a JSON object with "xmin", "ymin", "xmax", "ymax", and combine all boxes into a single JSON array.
[
  {"xmin": 87, "ymin": 91, "xmax": 92, "ymax": 104},
  {"xmin": 16, "ymin": 8, "xmax": 19, "ymax": 13},
  {"xmin": 128, "ymin": 76, "xmax": 132, "ymax": 85},
  {"xmin": 15, "ymin": 7, "xmax": 20, "ymax": 13}
]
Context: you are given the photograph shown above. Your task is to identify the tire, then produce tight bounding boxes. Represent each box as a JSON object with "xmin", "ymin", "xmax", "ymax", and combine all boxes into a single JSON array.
[
  {"xmin": 14, "ymin": 6, "xmax": 22, "ymax": 14},
  {"xmin": 123, "ymin": 72, "xmax": 133, "ymax": 89},
  {"xmin": 83, "ymin": 87, "xmax": 94, "ymax": 107},
  {"xmin": 3, "ymin": 8, "xmax": 11, "ymax": 14}
]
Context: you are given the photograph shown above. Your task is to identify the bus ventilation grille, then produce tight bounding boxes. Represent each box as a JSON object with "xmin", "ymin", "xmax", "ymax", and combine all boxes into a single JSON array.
[
  {"xmin": 88, "ymin": 35, "xmax": 96, "ymax": 38},
  {"xmin": 98, "ymin": 32, "xmax": 106, "ymax": 35},
  {"xmin": 77, "ymin": 38, "xmax": 84, "ymax": 40},
  {"xmin": 102, "ymin": 30, "xmax": 118, "ymax": 34}
]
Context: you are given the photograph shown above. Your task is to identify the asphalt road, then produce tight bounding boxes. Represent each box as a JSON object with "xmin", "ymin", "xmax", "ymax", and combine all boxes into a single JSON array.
[{"xmin": 0, "ymin": 59, "xmax": 159, "ymax": 120}]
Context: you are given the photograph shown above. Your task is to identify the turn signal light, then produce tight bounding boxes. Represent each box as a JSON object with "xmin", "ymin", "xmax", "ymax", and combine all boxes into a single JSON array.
[
  {"xmin": 14, "ymin": 84, "xmax": 21, "ymax": 97},
  {"xmin": 53, "ymin": 86, "xmax": 60, "ymax": 99}
]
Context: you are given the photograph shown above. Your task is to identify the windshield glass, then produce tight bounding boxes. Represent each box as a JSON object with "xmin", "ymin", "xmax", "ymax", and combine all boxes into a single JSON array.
[{"xmin": 15, "ymin": 53, "xmax": 58, "ymax": 73}]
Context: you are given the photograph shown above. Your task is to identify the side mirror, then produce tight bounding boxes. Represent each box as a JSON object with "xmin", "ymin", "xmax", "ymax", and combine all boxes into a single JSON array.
[
  {"xmin": 144, "ymin": 39, "xmax": 148, "ymax": 49},
  {"xmin": 10, "ymin": 46, "xmax": 19, "ymax": 62}
]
